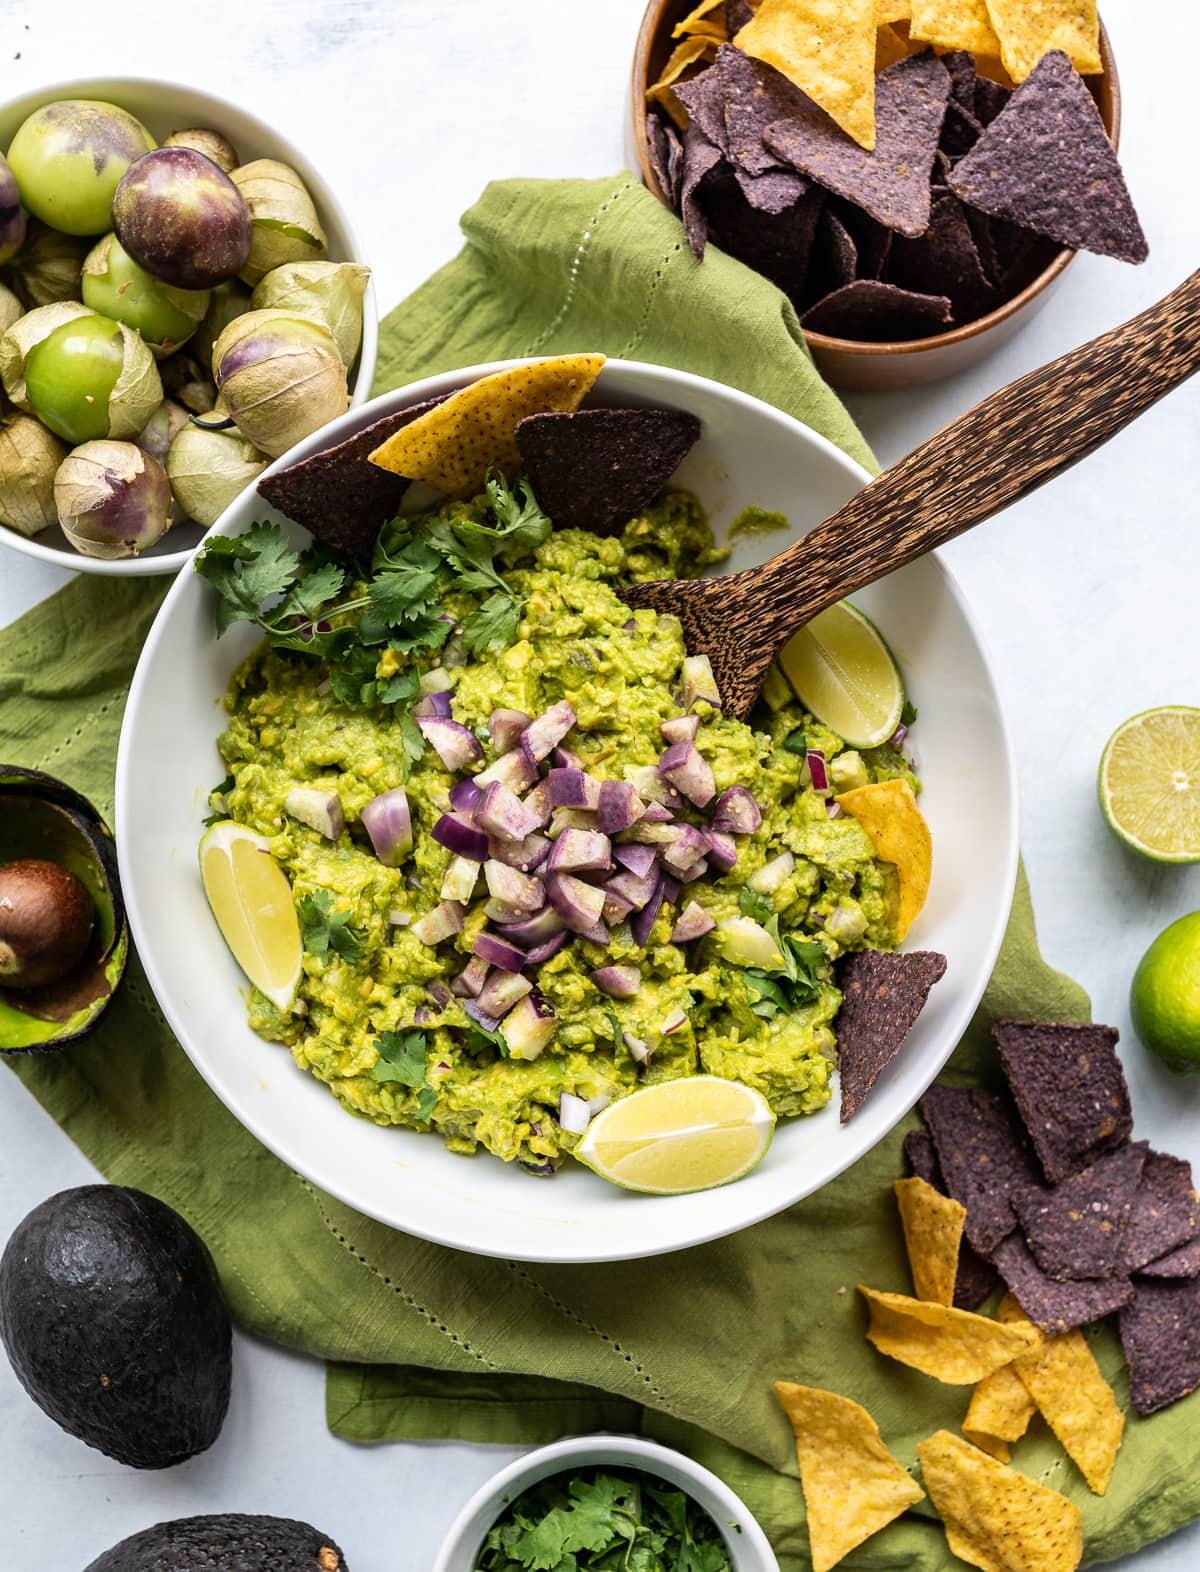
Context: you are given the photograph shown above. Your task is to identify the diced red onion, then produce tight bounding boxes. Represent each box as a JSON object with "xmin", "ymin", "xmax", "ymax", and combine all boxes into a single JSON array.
[
  {"xmin": 428, "ymin": 981, "xmax": 453, "ymax": 1009},
  {"xmin": 525, "ymin": 931, "xmax": 570, "ymax": 966},
  {"xmin": 681, "ymin": 654, "xmax": 721, "ymax": 710},
  {"xmin": 671, "ymin": 901, "xmax": 715, "ymax": 942},
  {"xmin": 465, "ymin": 999, "xmax": 501, "ymax": 1033},
  {"xmin": 703, "ymin": 830, "xmax": 738, "ymax": 873},
  {"xmin": 552, "ymin": 745, "xmax": 583, "ymax": 770},
  {"xmin": 547, "ymin": 768, "xmax": 601, "ymax": 810},
  {"xmin": 623, "ymin": 1030, "xmax": 650, "ymax": 1064},
  {"xmin": 546, "ymin": 872, "xmax": 607, "ymax": 934},
  {"xmin": 501, "ymin": 992, "xmax": 558, "ymax": 1059},
  {"xmin": 602, "ymin": 888, "xmax": 635, "ymax": 924},
  {"xmin": 590, "ymin": 964, "xmax": 641, "ymax": 999},
  {"xmin": 495, "ymin": 908, "xmax": 566, "ymax": 949},
  {"xmin": 484, "ymin": 859, "xmax": 543, "ymax": 914},
  {"xmin": 597, "ymin": 780, "xmax": 645, "ymax": 834},
  {"xmin": 613, "ymin": 842, "xmax": 657, "ymax": 880},
  {"xmin": 661, "ymin": 823, "xmax": 709, "ymax": 871},
  {"xmin": 558, "ymin": 1092, "xmax": 591, "ymax": 1134},
  {"xmin": 522, "ymin": 779, "xmax": 553, "ymax": 828},
  {"xmin": 412, "ymin": 900, "xmax": 465, "ymax": 946},
  {"xmin": 639, "ymin": 802, "xmax": 675, "ymax": 824},
  {"xmin": 659, "ymin": 740, "xmax": 716, "ymax": 807},
  {"xmin": 520, "ymin": 700, "xmax": 577, "ymax": 764},
  {"xmin": 631, "ymin": 878, "xmax": 665, "ymax": 947},
  {"xmin": 477, "ymin": 969, "xmax": 532, "ymax": 1019},
  {"xmin": 660, "ymin": 873, "xmax": 681, "ymax": 905},
  {"xmin": 488, "ymin": 831, "xmax": 550, "ymax": 872},
  {"xmin": 360, "ymin": 786, "xmax": 412, "ymax": 865},
  {"xmin": 577, "ymin": 918, "xmax": 610, "ymax": 947},
  {"xmin": 417, "ymin": 716, "xmax": 483, "ymax": 770},
  {"xmin": 451, "ymin": 954, "xmax": 491, "ymax": 998},
  {"xmin": 432, "ymin": 812, "xmax": 489, "ymax": 862},
  {"xmin": 661, "ymin": 1006, "xmax": 689, "ymax": 1034},
  {"xmin": 629, "ymin": 765, "xmax": 686, "ymax": 813},
  {"xmin": 548, "ymin": 828, "xmax": 612, "ymax": 874},
  {"xmin": 475, "ymin": 749, "xmax": 537, "ymax": 793},
  {"xmin": 412, "ymin": 1005, "xmax": 434, "ymax": 1024},
  {"xmin": 448, "ymin": 777, "xmax": 483, "ymax": 815},
  {"xmin": 488, "ymin": 707, "xmax": 531, "ymax": 754},
  {"xmin": 440, "ymin": 854, "xmax": 480, "ymax": 903},
  {"xmin": 476, "ymin": 780, "xmax": 541, "ymax": 841},
  {"xmin": 587, "ymin": 1093, "xmax": 611, "ymax": 1117},
  {"xmin": 412, "ymin": 689, "xmax": 453, "ymax": 719},
  {"xmin": 605, "ymin": 869, "xmax": 657, "ymax": 911},
  {"xmin": 659, "ymin": 714, "xmax": 700, "ymax": 745},
  {"xmin": 678, "ymin": 861, "xmax": 707, "ymax": 884},
  {"xmin": 484, "ymin": 896, "xmax": 530, "ymax": 924},
  {"xmin": 472, "ymin": 930, "xmax": 529, "ymax": 973},
  {"xmin": 620, "ymin": 618, "xmax": 637, "ymax": 633},
  {"xmin": 284, "ymin": 786, "xmax": 344, "ymax": 840},
  {"xmin": 418, "ymin": 666, "xmax": 455, "ymax": 697},
  {"xmin": 711, "ymin": 786, "xmax": 762, "ymax": 836},
  {"xmin": 827, "ymin": 801, "xmax": 843, "ymax": 819},
  {"xmin": 807, "ymin": 748, "xmax": 831, "ymax": 797},
  {"xmin": 889, "ymin": 722, "xmax": 908, "ymax": 749},
  {"xmin": 620, "ymin": 820, "xmax": 681, "ymax": 847},
  {"xmin": 549, "ymin": 807, "xmax": 600, "ymax": 839},
  {"xmin": 747, "ymin": 850, "xmax": 795, "ymax": 893},
  {"xmin": 388, "ymin": 909, "xmax": 411, "ymax": 927}
]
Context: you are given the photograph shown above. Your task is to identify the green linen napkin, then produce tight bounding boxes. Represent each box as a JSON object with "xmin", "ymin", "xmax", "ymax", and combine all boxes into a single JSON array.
[{"xmin": 3, "ymin": 174, "xmax": 1196, "ymax": 1569}]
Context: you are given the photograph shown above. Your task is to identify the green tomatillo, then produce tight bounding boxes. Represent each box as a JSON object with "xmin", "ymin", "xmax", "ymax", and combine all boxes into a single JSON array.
[
  {"xmin": 24, "ymin": 313, "xmax": 162, "ymax": 445},
  {"xmin": 6, "ymin": 99, "xmax": 155, "ymax": 236},
  {"xmin": 82, "ymin": 234, "xmax": 210, "ymax": 357}
]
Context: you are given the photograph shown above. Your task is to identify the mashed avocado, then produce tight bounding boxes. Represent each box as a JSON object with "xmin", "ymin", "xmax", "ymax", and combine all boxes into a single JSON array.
[{"xmin": 214, "ymin": 492, "xmax": 913, "ymax": 1171}]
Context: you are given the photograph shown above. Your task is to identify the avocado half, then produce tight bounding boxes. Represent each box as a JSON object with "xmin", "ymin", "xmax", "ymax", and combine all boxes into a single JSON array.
[
  {"xmin": 83, "ymin": 1514, "xmax": 349, "ymax": 1571},
  {"xmin": 0, "ymin": 765, "xmax": 128, "ymax": 1051}
]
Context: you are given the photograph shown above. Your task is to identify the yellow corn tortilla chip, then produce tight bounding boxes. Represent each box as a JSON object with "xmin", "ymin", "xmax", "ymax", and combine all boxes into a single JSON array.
[
  {"xmin": 860, "ymin": 1285, "xmax": 1042, "ymax": 1383},
  {"xmin": 874, "ymin": 23, "xmax": 911, "ymax": 71},
  {"xmin": 982, "ymin": 0, "xmax": 1101, "ymax": 82},
  {"xmin": 647, "ymin": 36, "xmax": 720, "ymax": 128},
  {"xmin": 876, "ymin": 0, "xmax": 911, "ymax": 22},
  {"xmin": 834, "ymin": 780, "xmax": 932, "ymax": 941},
  {"xmin": 917, "ymin": 1429, "xmax": 1083, "ymax": 1572},
  {"xmin": 909, "ymin": 0, "xmax": 1001, "ymax": 55},
  {"xmin": 735, "ymin": 0, "xmax": 878, "ymax": 150},
  {"xmin": 774, "ymin": 1382, "xmax": 924, "ymax": 1572},
  {"xmin": 369, "ymin": 356, "xmax": 605, "ymax": 498},
  {"xmin": 963, "ymin": 1360, "xmax": 1037, "ymax": 1459},
  {"xmin": 996, "ymin": 1294, "xmax": 1124, "ymax": 1495},
  {"xmin": 673, "ymin": 0, "xmax": 729, "ymax": 39},
  {"xmin": 895, "ymin": 1176, "xmax": 965, "ymax": 1306}
]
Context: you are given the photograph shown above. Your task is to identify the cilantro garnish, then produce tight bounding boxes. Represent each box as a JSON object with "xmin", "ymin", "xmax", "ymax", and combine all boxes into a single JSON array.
[
  {"xmin": 737, "ymin": 886, "xmax": 775, "ymax": 923},
  {"xmin": 476, "ymin": 1468, "xmax": 732, "ymax": 1572},
  {"xmin": 370, "ymin": 1029, "xmax": 438, "ymax": 1123},
  {"xmin": 464, "ymin": 1017, "xmax": 509, "ymax": 1057},
  {"xmin": 604, "ymin": 1008, "xmax": 622, "ymax": 1056},
  {"xmin": 900, "ymin": 698, "xmax": 919, "ymax": 728},
  {"xmin": 782, "ymin": 727, "xmax": 808, "ymax": 756},
  {"xmin": 201, "ymin": 773, "xmax": 236, "ymax": 828},
  {"xmin": 297, "ymin": 889, "xmax": 367, "ymax": 964},
  {"xmin": 741, "ymin": 916, "xmax": 827, "ymax": 1020}
]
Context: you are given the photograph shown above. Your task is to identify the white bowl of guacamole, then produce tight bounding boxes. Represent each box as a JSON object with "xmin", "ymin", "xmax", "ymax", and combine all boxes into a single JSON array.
[{"xmin": 116, "ymin": 358, "xmax": 1018, "ymax": 1263}]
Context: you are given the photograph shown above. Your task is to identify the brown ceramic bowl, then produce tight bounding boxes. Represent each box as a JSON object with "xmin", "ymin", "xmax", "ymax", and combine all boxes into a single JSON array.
[{"xmin": 630, "ymin": 4, "xmax": 1121, "ymax": 389}]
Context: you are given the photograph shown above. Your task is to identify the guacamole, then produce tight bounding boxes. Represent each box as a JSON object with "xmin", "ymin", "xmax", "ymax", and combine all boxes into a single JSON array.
[{"xmin": 212, "ymin": 493, "xmax": 913, "ymax": 1171}]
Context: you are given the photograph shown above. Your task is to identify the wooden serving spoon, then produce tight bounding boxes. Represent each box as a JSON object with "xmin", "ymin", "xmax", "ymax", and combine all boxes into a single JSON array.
[{"xmin": 620, "ymin": 269, "xmax": 1200, "ymax": 718}]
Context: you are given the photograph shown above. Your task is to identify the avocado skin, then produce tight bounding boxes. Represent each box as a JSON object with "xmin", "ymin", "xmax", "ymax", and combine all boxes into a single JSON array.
[
  {"xmin": 0, "ymin": 1186, "xmax": 231, "ymax": 1468},
  {"xmin": 82, "ymin": 1515, "xmax": 349, "ymax": 1571}
]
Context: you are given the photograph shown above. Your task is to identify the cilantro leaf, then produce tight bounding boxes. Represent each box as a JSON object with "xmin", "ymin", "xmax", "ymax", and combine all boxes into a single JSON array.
[
  {"xmin": 782, "ymin": 727, "xmax": 808, "ymax": 756},
  {"xmin": 195, "ymin": 523, "xmax": 303, "ymax": 634},
  {"xmin": 297, "ymin": 888, "xmax": 367, "ymax": 963},
  {"xmin": 464, "ymin": 1017, "xmax": 508, "ymax": 1056},
  {"xmin": 900, "ymin": 697, "xmax": 918, "ymax": 728},
  {"xmin": 604, "ymin": 1008, "xmax": 622, "ymax": 1056},
  {"xmin": 397, "ymin": 710, "xmax": 426, "ymax": 766},
  {"xmin": 201, "ymin": 773, "xmax": 236, "ymax": 828},
  {"xmin": 463, "ymin": 592, "xmax": 522, "ymax": 655},
  {"xmin": 279, "ymin": 559, "xmax": 346, "ymax": 621},
  {"xmin": 327, "ymin": 643, "xmax": 381, "ymax": 709},
  {"xmin": 482, "ymin": 472, "xmax": 553, "ymax": 556},
  {"xmin": 737, "ymin": 886, "xmax": 775, "ymax": 923},
  {"xmin": 370, "ymin": 1029, "xmax": 428, "ymax": 1087},
  {"xmin": 415, "ymin": 1084, "xmax": 438, "ymax": 1123},
  {"xmin": 377, "ymin": 669, "xmax": 420, "ymax": 706}
]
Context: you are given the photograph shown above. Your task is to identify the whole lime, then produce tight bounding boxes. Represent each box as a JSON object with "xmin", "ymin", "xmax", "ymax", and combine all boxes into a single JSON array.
[{"xmin": 1130, "ymin": 912, "xmax": 1200, "ymax": 1073}]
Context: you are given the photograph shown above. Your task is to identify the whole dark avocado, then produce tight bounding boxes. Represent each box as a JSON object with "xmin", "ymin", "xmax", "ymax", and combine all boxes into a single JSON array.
[
  {"xmin": 0, "ymin": 1186, "xmax": 231, "ymax": 1468},
  {"xmin": 82, "ymin": 1514, "xmax": 350, "ymax": 1572}
]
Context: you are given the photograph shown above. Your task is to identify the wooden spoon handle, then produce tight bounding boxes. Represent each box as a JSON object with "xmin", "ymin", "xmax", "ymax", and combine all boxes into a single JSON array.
[{"xmin": 750, "ymin": 269, "xmax": 1200, "ymax": 631}]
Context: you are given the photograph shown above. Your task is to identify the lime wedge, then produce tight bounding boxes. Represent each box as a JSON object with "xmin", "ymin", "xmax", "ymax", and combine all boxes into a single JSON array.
[
  {"xmin": 778, "ymin": 601, "xmax": 905, "ymax": 748},
  {"xmin": 1099, "ymin": 707, "xmax": 1200, "ymax": 863},
  {"xmin": 199, "ymin": 820, "xmax": 302, "ymax": 1008},
  {"xmin": 575, "ymin": 1076, "xmax": 775, "ymax": 1195}
]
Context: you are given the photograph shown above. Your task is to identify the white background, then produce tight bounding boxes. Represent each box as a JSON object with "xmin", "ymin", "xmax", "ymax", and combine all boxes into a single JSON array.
[{"xmin": 1, "ymin": 0, "xmax": 1198, "ymax": 1565}]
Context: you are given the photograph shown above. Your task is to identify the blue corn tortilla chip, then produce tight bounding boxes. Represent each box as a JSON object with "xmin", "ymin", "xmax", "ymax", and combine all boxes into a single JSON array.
[
  {"xmin": 515, "ymin": 407, "xmax": 701, "ymax": 537},
  {"xmin": 801, "ymin": 207, "xmax": 858, "ymax": 307},
  {"xmin": 764, "ymin": 52, "xmax": 952, "ymax": 238},
  {"xmin": 647, "ymin": 110, "xmax": 684, "ymax": 206},
  {"xmin": 948, "ymin": 51, "xmax": 1148, "ymax": 263},
  {"xmin": 679, "ymin": 125, "xmax": 726, "ymax": 258},
  {"xmin": 995, "ymin": 1232, "xmax": 1134, "ymax": 1333},
  {"xmin": 834, "ymin": 949, "xmax": 946, "ymax": 1122},
  {"xmin": 921, "ymin": 1084, "xmax": 1040, "ymax": 1255},
  {"xmin": 1138, "ymin": 1235, "xmax": 1200, "ymax": 1280},
  {"xmin": 703, "ymin": 171, "xmax": 824, "ymax": 293},
  {"xmin": 903, "ymin": 1127, "xmax": 1000, "ymax": 1310},
  {"xmin": 1120, "ymin": 1149, "xmax": 1200, "ymax": 1273},
  {"xmin": 801, "ymin": 279, "xmax": 952, "ymax": 341},
  {"xmin": 888, "ymin": 192, "xmax": 996, "ymax": 323},
  {"xmin": 993, "ymin": 1020, "xmax": 1133, "ymax": 1184},
  {"xmin": 941, "ymin": 49, "xmax": 977, "ymax": 114},
  {"xmin": 1119, "ymin": 1276, "xmax": 1200, "ymax": 1414},
  {"xmin": 833, "ymin": 201, "xmax": 893, "ymax": 279},
  {"xmin": 1013, "ymin": 1141, "xmax": 1147, "ymax": 1281},
  {"xmin": 973, "ymin": 74, "xmax": 1011, "ymax": 125},
  {"xmin": 674, "ymin": 62, "xmax": 731, "ymax": 153},
  {"xmin": 257, "ymin": 397, "xmax": 444, "ymax": 559},
  {"xmin": 940, "ymin": 97, "xmax": 984, "ymax": 159},
  {"xmin": 719, "ymin": 46, "xmax": 817, "ymax": 177},
  {"xmin": 733, "ymin": 164, "xmax": 808, "ymax": 214}
]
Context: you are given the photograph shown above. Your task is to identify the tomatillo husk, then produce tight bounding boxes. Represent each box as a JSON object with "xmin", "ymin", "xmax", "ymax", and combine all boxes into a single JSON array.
[
  {"xmin": 6, "ymin": 223, "xmax": 89, "ymax": 308},
  {"xmin": 251, "ymin": 259, "xmax": 368, "ymax": 368},
  {"xmin": 212, "ymin": 307, "xmax": 347, "ymax": 458},
  {"xmin": 54, "ymin": 439, "xmax": 173, "ymax": 558},
  {"xmin": 0, "ymin": 412, "xmax": 68, "ymax": 536},
  {"xmin": 231, "ymin": 159, "xmax": 327, "ymax": 286},
  {"xmin": 166, "ymin": 418, "xmax": 268, "ymax": 527},
  {"xmin": 0, "ymin": 300, "xmax": 91, "ymax": 410}
]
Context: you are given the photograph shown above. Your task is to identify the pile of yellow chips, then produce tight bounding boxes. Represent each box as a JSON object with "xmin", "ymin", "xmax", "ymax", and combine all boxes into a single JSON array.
[
  {"xmin": 653, "ymin": 0, "xmax": 1102, "ymax": 149},
  {"xmin": 773, "ymin": 1172, "xmax": 1126, "ymax": 1570}
]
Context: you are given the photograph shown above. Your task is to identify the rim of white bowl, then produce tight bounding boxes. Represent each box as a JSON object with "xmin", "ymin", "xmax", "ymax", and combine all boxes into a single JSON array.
[
  {"xmin": 116, "ymin": 357, "xmax": 1020, "ymax": 1263},
  {"xmin": 431, "ymin": 1435, "xmax": 781, "ymax": 1572},
  {"xmin": 0, "ymin": 73, "xmax": 378, "ymax": 578}
]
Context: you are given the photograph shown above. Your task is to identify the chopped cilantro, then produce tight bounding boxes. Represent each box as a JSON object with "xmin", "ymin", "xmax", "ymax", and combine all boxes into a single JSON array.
[
  {"xmin": 900, "ymin": 697, "xmax": 918, "ymax": 728},
  {"xmin": 201, "ymin": 773, "xmax": 236, "ymax": 828},
  {"xmin": 370, "ymin": 1029, "xmax": 427, "ymax": 1087},
  {"xmin": 737, "ymin": 886, "xmax": 775, "ymax": 923},
  {"xmin": 740, "ymin": 917, "xmax": 827, "ymax": 1019},
  {"xmin": 415, "ymin": 1084, "xmax": 438, "ymax": 1123},
  {"xmin": 604, "ymin": 1008, "xmax": 622, "ymax": 1056},
  {"xmin": 297, "ymin": 888, "xmax": 367, "ymax": 964},
  {"xmin": 782, "ymin": 727, "xmax": 808, "ymax": 755},
  {"xmin": 465, "ymin": 1017, "xmax": 509, "ymax": 1057},
  {"xmin": 475, "ymin": 1468, "xmax": 732, "ymax": 1572}
]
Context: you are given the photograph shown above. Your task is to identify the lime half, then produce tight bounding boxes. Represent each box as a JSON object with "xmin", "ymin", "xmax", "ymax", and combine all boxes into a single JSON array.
[
  {"xmin": 575, "ymin": 1076, "xmax": 775, "ymax": 1195},
  {"xmin": 778, "ymin": 601, "xmax": 905, "ymax": 748},
  {"xmin": 1099, "ymin": 707, "xmax": 1200, "ymax": 863},
  {"xmin": 199, "ymin": 820, "xmax": 302, "ymax": 1009}
]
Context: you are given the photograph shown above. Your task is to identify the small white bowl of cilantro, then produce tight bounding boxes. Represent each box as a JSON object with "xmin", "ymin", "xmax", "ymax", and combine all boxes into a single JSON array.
[{"xmin": 433, "ymin": 1434, "xmax": 779, "ymax": 1572}]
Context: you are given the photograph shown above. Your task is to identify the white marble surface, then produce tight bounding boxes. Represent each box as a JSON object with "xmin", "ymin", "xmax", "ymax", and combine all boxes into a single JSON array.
[{"xmin": 1, "ymin": 0, "xmax": 1198, "ymax": 1565}]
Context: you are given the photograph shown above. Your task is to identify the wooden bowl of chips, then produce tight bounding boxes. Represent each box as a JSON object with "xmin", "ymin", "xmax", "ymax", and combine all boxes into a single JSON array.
[{"xmin": 631, "ymin": 4, "xmax": 1122, "ymax": 390}]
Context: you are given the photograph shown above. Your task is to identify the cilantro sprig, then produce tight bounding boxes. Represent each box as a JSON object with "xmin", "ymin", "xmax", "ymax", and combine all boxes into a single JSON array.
[
  {"xmin": 370, "ymin": 1028, "xmax": 437, "ymax": 1121},
  {"xmin": 297, "ymin": 889, "xmax": 367, "ymax": 964},
  {"xmin": 476, "ymin": 1468, "xmax": 732, "ymax": 1572},
  {"xmin": 741, "ymin": 915, "xmax": 827, "ymax": 1020}
]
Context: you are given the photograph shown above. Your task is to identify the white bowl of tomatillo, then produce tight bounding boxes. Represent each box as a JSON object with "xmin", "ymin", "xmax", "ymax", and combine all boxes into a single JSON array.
[
  {"xmin": 0, "ymin": 76, "xmax": 376, "ymax": 576},
  {"xmin": 115, "ymin": 355, "xmax": 1018, "ymax": 1263}
]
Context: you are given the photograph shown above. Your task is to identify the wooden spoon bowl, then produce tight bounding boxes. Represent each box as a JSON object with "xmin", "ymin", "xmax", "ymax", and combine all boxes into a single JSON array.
[{"xmin": 628, "ymin": 2, "xmax": 1122, "ymax": 390}]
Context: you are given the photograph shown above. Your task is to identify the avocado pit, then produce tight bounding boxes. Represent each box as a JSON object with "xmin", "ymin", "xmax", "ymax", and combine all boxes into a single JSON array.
[{"xmin": 0, "ymin": 858, "xmax": 94, "ymax": 989}]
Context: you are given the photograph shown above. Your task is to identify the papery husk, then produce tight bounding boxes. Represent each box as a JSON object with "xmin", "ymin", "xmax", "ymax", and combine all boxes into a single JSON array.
[
  {"xmin": 164, "ymin": 127, "xmax": 240, "ymax": 174},
  {"xmin": 7, "ymin": 223, "xmax": 89, "ymax": 307},
  {"xmin": 82, "ymin": 234, "xmax": 210, "ymax": 358},
  {"xmin": 135, "ymin": 399, "xmax": 190, "ymax": 465},
  {"xmin": 231, "ymin": 159, "xmax": 327, "ymax": 285},
  {"xmin": 0, "ymin": 283, "xmax": 23, "ymax": 337},
  {"xmin": 107, "ymin": 323, "xmax": 164, "ymax": 440},
  {"xmin": 166, "ymin": 419, "xmax": 268, "ymax": 527},
  {"xmin": 0, "ymin": 412, "xmax": 68, "ymax": 536},
  {"xmin": 0, "ymin": 300, "xmax": 91, "ymax": 410},
  {"xmin": 213, "ymin": 307, "xmax": 347, "ymax": 458},
  {"xmin": 251, "ymin": 260, "xmax": 369, "ymax": 368},
  {"xmin": 55, "ymin": 439, "xmax": 172, "ymax": 559},
  {"xmin": 161, "ymin": 351, "xmax": 218, "ymax": 415},
  {"xmin": 193, "ymin": 279, "xmax": 253, "ymax": 366}
]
